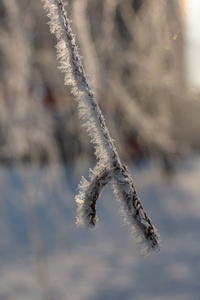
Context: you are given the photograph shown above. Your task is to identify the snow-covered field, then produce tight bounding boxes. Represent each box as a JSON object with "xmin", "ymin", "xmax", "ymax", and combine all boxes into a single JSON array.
[{"xmin": 0, "ymin": 155, "xmax": 200, "ymax": 300}]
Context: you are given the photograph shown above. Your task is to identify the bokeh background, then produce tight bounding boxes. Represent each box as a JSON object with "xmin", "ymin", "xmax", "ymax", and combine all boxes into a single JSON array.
[{"xmin": 0, "ymin": 0, "xmax": 200, "ymax": 299}]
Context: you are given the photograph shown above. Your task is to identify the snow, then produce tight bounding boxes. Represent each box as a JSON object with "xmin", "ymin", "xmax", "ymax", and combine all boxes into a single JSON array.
[{"xmin": 0, "ymin": 155, "xmax": 200, "ymax": 299}]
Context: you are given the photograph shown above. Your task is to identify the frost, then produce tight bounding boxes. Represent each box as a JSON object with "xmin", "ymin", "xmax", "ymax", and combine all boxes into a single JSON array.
[{"xmin": 41, "ymin": 0, "xmax": 160, "ymax": 254}]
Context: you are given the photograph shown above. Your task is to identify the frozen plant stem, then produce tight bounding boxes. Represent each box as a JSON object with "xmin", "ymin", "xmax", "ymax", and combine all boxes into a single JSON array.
[{"xmin": 42, "ymin": 0, "xmax": 160, "ymax": 254}]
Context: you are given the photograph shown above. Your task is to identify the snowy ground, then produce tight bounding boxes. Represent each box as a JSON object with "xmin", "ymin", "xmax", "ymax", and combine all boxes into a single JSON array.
[{"xmin": 0, "ymin": 155, "xmax": 200, "ymax": 300}]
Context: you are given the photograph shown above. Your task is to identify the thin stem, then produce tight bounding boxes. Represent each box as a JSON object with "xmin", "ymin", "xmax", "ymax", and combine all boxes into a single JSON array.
[
  {"xmin": 56, "ymin": 0, "xmax": 120, "ymax": 166},
  {"xmin": 76, "ymin": 165, "xmax": 112, "ymax": 227},
  {"xmin": 42, "ymin": 0, "xmax": 160, "ymax": 254}
]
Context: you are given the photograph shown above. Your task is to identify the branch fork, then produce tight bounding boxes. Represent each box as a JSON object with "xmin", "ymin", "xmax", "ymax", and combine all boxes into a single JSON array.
[{"xmin": 42, "ymin": 0, "xmax": 160, "ymax": 254}]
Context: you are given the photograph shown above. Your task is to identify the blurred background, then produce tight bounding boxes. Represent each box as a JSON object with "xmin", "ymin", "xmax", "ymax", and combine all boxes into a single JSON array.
[{"xmin": 0, "ymin": 0, "xmax": 200, "ymax": 299}]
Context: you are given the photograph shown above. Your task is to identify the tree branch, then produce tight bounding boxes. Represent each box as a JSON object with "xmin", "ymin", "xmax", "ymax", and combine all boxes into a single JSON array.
[
  {"xmin": 76, "ymin": 165, "xmax": 112, "ymax": 227},
  {"xmin": 41, "ymin": 0, "xmax": 160, "ymax": 254}
]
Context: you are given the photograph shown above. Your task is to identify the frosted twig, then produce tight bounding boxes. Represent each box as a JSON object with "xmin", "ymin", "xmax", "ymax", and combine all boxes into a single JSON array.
[
  {"xmin": 42, "ymin": 0, "xmax": 160, "ymax": 254},
  {"xmin": 76, "ymin": 165, "xmax": 112, "ymax": 228},
  {"xmin": 112, "ymin": 164, "xmax": 159, "ymax": 252}
]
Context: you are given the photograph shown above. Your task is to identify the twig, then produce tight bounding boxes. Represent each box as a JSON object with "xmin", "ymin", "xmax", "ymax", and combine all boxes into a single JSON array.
[
  {"xmin": 41, "ymin": 0, "xmax": 160, "ymax": 254},
  {"xmin": 76, "ymin": 165, "xmax": 112, "ymax": 227}
]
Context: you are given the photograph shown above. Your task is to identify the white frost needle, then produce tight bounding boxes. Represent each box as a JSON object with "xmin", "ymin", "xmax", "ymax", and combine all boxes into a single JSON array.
[{"xmin": 41, "ymin": 0, "xmax": 160, "ymax": 254}]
